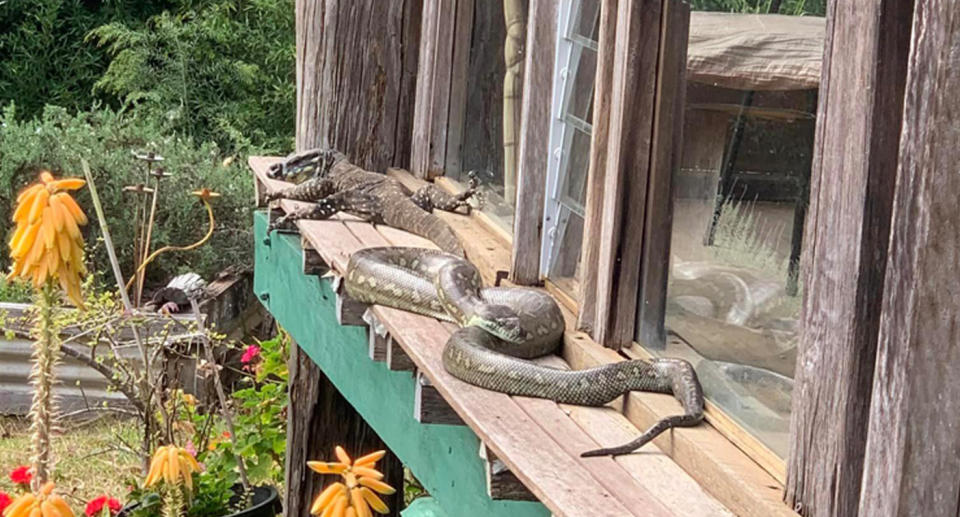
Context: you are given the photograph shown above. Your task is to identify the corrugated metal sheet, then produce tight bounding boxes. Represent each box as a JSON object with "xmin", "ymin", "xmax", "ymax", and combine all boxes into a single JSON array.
[{"xmin": 0, "ymin": 336, "xmax": 131, "ymax": 414}]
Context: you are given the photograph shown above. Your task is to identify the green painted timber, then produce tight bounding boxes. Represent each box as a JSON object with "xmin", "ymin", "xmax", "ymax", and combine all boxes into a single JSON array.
[{"xmin": 253, "ymin": 211, "xmax": 548, "ymax": 517}]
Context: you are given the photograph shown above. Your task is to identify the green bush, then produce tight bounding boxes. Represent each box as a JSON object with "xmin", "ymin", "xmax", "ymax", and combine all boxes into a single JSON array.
[
  {"xmin": 0, "ymin": 0, "xmax": 166, "ymax": 119},
  {"xmin": 88, "ymin": 0, "xmax": 296, "ymax": 153},
  {"xmin": 0, "ymin": 104, "xmax": 254, "ymax": 284}
]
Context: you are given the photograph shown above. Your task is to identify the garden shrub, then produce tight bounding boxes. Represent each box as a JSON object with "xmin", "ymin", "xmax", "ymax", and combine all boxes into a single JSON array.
[{"xmin": 0, "ymin": 104, "xmax": 253, "ymax": 284}]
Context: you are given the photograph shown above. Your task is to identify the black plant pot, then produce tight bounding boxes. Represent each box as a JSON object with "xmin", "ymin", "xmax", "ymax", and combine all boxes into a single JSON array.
[{"xmin": 118, "ymin": 484, "xmax": 280, "ymax": 517}]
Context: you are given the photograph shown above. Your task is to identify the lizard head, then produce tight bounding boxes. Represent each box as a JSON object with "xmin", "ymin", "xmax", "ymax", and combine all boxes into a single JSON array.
[{"xmin": 268, "ymin": 148, "xmax": 346, "ymax": 183}]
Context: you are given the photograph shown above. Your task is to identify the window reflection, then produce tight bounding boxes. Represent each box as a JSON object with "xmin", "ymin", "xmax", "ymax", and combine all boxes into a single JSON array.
[
  {"xmin": 445, "ymin": 0, "xmax": 529, "ymax": 235},
  {"xmin": 653, "ymin": 8, "xmax": 825, "ymax": 458}
]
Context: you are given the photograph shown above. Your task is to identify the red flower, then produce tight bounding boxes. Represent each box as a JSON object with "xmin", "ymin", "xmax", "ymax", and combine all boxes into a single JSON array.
[
  {"xmin": 0, "ymin": 492, "xmax": 13, "ymax": 513},
  {"xmin": 9, "ymin": 466, "xmax": 31, "ymax": 485},
  {"xmin": 85, "ymin": 495, "xmax": 122, "ymax": 516},
  {"xmin": 240, "ymin": 344, "xmax": 261, "ymax": 369}
]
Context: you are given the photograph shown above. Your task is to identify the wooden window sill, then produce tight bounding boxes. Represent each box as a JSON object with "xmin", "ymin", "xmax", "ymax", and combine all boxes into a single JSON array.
[{"xmin": 252, "ymin": 156, "xmax": 796, "ymax": 517}]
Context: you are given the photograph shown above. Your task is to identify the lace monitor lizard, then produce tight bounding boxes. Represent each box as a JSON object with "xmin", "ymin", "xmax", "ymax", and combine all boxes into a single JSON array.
[{"xmin": 265, "ymin": 149, "xmax": 480, "ymax": 257}]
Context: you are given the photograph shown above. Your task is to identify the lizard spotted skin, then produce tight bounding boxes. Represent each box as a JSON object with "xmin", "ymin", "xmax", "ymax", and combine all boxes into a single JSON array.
[{"xmin": 265, "ymin": 149, "xmax": 479, "ymax": 256}]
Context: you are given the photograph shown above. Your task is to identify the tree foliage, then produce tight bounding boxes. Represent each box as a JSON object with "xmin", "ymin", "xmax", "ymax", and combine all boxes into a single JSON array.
[
  {"xmin": 0, "ymin": 0, "xmax": 167, "ymax": 118},
  {"xmin": 88, "ymin": 0, "xmax": 296, "ymax": 153}
]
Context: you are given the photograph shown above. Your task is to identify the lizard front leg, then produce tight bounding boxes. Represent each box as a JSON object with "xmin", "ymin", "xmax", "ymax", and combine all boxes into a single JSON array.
[{"xmin": 411, "ymin": 170, "xmax": 482, "ymax": 213}]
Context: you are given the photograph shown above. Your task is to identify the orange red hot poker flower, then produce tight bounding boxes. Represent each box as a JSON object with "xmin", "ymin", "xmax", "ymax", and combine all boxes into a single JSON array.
[
  {"xmin": 7, "ymin": 171, "xmax": 88, "ymax": 306},
  {"xmin": 308, "ymin": 447, "xmax": 395, "ymax": 517},
  {"xmin": 1, "ymin": 481, "xmax": 75, "ymax": 517}
]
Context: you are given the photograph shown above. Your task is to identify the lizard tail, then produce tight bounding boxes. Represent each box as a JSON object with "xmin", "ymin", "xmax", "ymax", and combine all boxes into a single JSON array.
[{"xmin": 384, "ymin": 202, "xmax": 466, "ymax": 257}]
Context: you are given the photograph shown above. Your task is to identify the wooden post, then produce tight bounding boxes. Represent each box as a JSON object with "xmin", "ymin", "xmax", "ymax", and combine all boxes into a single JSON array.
[
  {"xmin": 576, "ymin": 0, "xmax": 617, "ymax": 334},
  {"xmin": 295, "ymin": 0, "xmax": 422, "ymax": 170},
  {"xmin": 859, "ymin": 2, "xmax": 960, "ymax": 515},
  {"xmin": 410, "ymin": 0, "xmax": 458, "ymax": 179},
  {"xmin": 590, "ymin": 0, "xmax": 663, "ymax": 348},
  {"xmin": 509, "ymin": 0, "xmax": 557, "ymax": 286},
  {"xmin": 283, "ymin": 344, "xmax": 404, "ymax": 516},
  {"xmin": 784, "ymin": 0, "xmax": 914, "ymax": 514},
  {"xmin": 634, "ymin": 0, "xmax": 689, "ymax": 349}
]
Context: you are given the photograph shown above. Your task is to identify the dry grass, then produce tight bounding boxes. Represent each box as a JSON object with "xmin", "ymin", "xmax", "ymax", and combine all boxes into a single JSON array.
[{"xmin": 0, "ymin": 415, "xmax": 142, "ymax": 510}]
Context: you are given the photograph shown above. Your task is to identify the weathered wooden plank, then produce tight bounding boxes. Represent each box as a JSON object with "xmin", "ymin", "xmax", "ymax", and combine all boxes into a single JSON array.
[
  {"xmin": 576, "ymin": 0, "xmax": 618, "ymax": 334},
  {"xmin": 635, "ymin": 0, "xmax": 689, "ymax": 349},
  {"xmin": 532, "ymin": 355, "xmax": 731, "ymax": 516},
  {"xmin": 509, "ymin": 0, "xmax": 557, "ymax": 286},
  {"xmin": 301, "ymin": 235, "xmax": 329, "ymax": 276},
  {"xmin": 372, "ymin": 305, "xmax": 652, "ymax": 517},
  {"xmin": 784, "ymin": 0, "xmax": 914, "ymax": 514},
  {"xmin": 479, "ymin": 443, "xmax": 538, "ymax": 501},
  {"xmin": 296, "ymin": 0, "xmax": 422, "ymax": 168},
  {"xmin": 592, "ymin": 0, "xmax": 663, "ymax": 348},
  {"xmin": 415, "ymin": 371, "xmax": 466, "ymax": 426},
  {"xmin": 365, "ymin": 308, "xmax": 390, "ymax": 362},
  {"xmin": 563, "ymin": 334, "xmax": 796, "ymax": 517},
  {"xmin": 411, "ymin": 0, "xmax": 458, "ymax": 178},
  {"xmin": 859, "ymin": 3, "xmax": 960, "ymax": 515},
  {"xmin": 442, "ymin": 0, "xmax": 475, "ymax": 175},
  {"xmin": 387, "ymin": 339, "xmax": 417, "ymax": 372},
  {"xmin": 334, "ymin": 278, "xmax": 368, "ymax": 326}
]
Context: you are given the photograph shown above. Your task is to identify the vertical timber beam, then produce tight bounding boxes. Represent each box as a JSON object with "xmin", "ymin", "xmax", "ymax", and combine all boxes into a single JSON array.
[
  {"xmin": 283, "ymin": 343, "xmax": 404, "ymax": 516},
  {"xmin": 859, "ymin": 2, "xmax": 960, "ymax": 515},
  {"xmin": 295, "ymin": 0, "xmax": 422, "ymax": 169},
  {"xmin": 785, "ymin": 0, "xmax": 914, "ymax": 515},
  {"xmin": 591, "ymin": 0, "xmax": 663, "ymax": 348},
  {"xmin": 411, "ymin": 0, "xmax": 458, "ymax": 179},
  {"xmin": 576, "ymin": 0, "xmax": 617, "ymax": 333},
  {"xmin": 634, "ymin": 0, "xmax": 689, "ymax": 349},
  {"xmin": 295, "ymin": 0, "xmax": 324, "ymax": 152},
  {"xmin": 509, "ymin": 0, "xmax": 557, "ymax": 285}
]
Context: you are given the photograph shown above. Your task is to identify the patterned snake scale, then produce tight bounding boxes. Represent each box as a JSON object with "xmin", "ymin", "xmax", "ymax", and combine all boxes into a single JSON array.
[{"xmin": 345, "ymin": 247, "xmax": 705, "ymax": 457}]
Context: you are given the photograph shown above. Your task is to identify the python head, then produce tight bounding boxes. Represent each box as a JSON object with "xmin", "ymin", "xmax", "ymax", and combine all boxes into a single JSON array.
[{"xmin": 468, "ymin": 304, "xmax": 528, "ymax": 343}]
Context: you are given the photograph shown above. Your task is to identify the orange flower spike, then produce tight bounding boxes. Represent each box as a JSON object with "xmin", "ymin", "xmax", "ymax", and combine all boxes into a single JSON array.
[
  {"xmin": 353, "ymin": 450, "xmax": 385, "ymax": 468},
  {"xmin": 334, "ymin": 446, "xmax": 352, "ymax": 466},
  {"xmin": 46, "ymin": 178, "xmax": 85, "ymax": 191},
  {"xmin": 307, "ymin": 447, "xmax": 394, "ymax": 517}
]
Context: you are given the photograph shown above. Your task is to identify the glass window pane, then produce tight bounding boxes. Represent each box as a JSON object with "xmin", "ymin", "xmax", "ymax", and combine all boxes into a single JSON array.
[
  {"xmin": 562, "ymin": 46, "xmax": 597, "ymax": 129},
  {"xmin": 568, "ymin": 0, "xmax": 601, "ymax": 47},
  {"xmin": 445, "ymin": 0, "xmax": 529, "ymax": 235},
  {"xmin": 639, "ymin": 4, "xmax": 826, "ymax": 459},
  {"xmin": 559, "ymin": 127, "xmax": 592, "ymax": 214},
  {"xmin": 544, "ymin": 0, "xmax": 599, "ymax": 295},
  {"xmin": 547, "ymin": 206, "xmax": 585, "ymax": 293}
]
